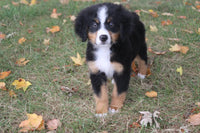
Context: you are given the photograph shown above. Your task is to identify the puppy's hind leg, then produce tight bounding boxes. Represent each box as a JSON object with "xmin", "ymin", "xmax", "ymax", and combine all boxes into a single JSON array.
[{"xmin": 135, "ymin": 45, "xmax": 148, "ymax": 79}]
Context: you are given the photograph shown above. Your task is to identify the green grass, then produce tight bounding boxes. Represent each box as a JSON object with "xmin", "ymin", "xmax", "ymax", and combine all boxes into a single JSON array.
[{"xmin": 0, "ymin": 0, "xmax": 200, "ymax": 132}]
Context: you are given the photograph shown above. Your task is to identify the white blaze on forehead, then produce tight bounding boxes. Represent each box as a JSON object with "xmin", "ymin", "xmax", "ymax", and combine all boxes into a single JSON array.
[
  {"xmin": 96, "ymin": 6, "xmax": 111, "ymax": 45},
  {"xmin": 97, "ymin": 6, "xmax": 108, "ymax": 24}
]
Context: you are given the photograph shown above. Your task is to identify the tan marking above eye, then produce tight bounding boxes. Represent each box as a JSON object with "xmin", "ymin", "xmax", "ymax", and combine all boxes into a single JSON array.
[
  {"xmin": 88, "ymin": 32, "xmax": 97, "ymax": 44},
  {"xmin": 107, "ymin": 17, "xmax": 112, "ymax": 23},
  {"xmin": 111, "ymin": 62, "xmax": 124, "ymax": 74},
  {"xmin": 94, "ymin": 18, "xmax": 99, "ymax": 24}
]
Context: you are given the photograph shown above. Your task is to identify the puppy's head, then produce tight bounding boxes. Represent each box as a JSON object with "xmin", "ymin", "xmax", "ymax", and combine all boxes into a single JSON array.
[{"xmin": 75, "ymin": 3, "xmax": 133, "ymax": 46}]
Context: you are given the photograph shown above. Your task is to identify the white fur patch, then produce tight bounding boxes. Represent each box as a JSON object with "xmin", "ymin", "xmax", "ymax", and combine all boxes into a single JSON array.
[
  {"xmin": 94, "ymin": 45, "xmax": 114, "ymax": 79},
  {"xmin": 96, "ymin": 6, "xmax": 111, "ymax": 45}
]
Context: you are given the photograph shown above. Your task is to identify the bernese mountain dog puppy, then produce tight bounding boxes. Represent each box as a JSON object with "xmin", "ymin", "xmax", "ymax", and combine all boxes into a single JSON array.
[{"xmin": 75, "ymin": 3, "xmax": 148, "ymax": 117}]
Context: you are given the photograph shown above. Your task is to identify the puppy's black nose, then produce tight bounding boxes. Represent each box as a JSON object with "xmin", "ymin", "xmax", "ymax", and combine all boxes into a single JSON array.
[{"xmin": 100, "ymin": 35, "xmax": 108, "ymax": 42}]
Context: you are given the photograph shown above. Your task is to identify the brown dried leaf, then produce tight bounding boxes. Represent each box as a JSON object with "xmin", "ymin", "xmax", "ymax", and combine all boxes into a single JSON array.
[
  {"xmin": 46, "ymin": 119, "xmax": 61, "ymax": 130},
  {"xmin": 15, "ymin": 58, "xmax": 30, "ymax": 66},
  {"xmin": 161, "ymin": 20, "xmax": 173, "ymax": 26},
  {"xmin": 148, "ymin": 47, "xmax": 166, "ymax": 55},
  {"xmin": 59, "ymin": 0, "xmax": 69, "ymax": 4},
  {"xmin": 177, "ymin": 16, "xmax": 187, "ymax": 19},
  {"xmin": 50, "ymin": 8, "xmax": 62, "ymax": 19},
  {"xmin": 187, "ymin": 113, "xmax": 200, "ymax": 125},
  {"xmin": 0, "ymin": 82, "xmax": 7, "ymax": 91},
  {"xmin": 9, "ymin": 90, "xmax": 17, "ymax": 97},
  {"xmin": 0, "ymin": 71, "xmax": 11, "ymax": 79}
]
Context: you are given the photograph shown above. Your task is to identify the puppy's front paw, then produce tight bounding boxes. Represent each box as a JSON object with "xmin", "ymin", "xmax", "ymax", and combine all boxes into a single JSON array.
[
  {"xmin": 109, "ymin": 107, "xmax": 119, "ymax": 114},
  {"xmin": 95, "ymin": 113, "xmax": 107, "ymax": 117},
  {"xmin": 137, "ymin": 73, "xmax": 146, "ymax": 79}
]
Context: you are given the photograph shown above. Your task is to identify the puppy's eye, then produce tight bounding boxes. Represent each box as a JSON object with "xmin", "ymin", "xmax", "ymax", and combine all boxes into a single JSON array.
[
  {"xmin": 109, "ymin": 22, "xmax": 114, "ymax": 28},
  {"xmin": 92, "ymin": 22, "xmax": 97, "ymax": 28}
]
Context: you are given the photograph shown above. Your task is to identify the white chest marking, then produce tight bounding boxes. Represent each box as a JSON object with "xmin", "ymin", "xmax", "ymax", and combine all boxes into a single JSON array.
[{"xmin": 94, "ymin": 46, "xmax": 114, "ymax": 78}]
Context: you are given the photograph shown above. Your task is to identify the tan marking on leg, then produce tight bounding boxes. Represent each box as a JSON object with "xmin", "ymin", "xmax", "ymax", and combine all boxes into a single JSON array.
[
  {"xmin": 109, "ymin": 32, "xmax": 120, "ymax": 43},
  {"xmin": 134, "ymin": 55, "xmax": 147, "ymax": 75},
  {"xmin": 88, "ymin": 32, "xmax": 97, "ymax": 44},
  {"xmin": 110, "ymin": 82, "xmax": 126, "ymax": 110},
  {"xmin": 94, "ymin": 84, "xmax": 108, "ymax": 114},
  {"xmin": 87, "ymin": 61, "xmax": 99, "ymax": 74},
  {"xmin": 111, "ymin": 62, "xmax": 124, "ymax": 74}
]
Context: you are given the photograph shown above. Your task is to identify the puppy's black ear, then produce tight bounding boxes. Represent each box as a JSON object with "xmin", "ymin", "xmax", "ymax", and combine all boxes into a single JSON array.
[
  {"xmin": 119, "ymin": 8, "xmax": 135, "ymax": 41},
  {"xmin": 75, "ymin": 10, "xmax": 89, "ymax": 42}
]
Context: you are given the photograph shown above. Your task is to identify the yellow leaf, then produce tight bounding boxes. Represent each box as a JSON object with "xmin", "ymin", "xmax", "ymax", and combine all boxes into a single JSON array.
[
  {"xmin": 43, "ymin": 39, "xmax": 50, "ymax": 45},
  {"xmin": 0, "ymin": 71, "xmax": 11, "ymax": 79},
  {"xmin": 70, "ymin": 53, "xmax": 85, "ymax": 66},
  {"xmin": 46, "ymin": 26, "xmax": 60, "ymax": 33},
  {"xmin": 15, "ymin": 58, "xmax": 30, "ymax": 66},
  {"xmin": 169, "ymin": 44, "xmax": 181, "ymax": 52},
  {"xmin": 176, "ymin": 66, "xmax": 183, "ymax": 76},
  {"xmin": 9, "ymin": 90, "xmax": 17, "ymax": 97},
  {"xmin": 29, "ymin": 0, "xmax": 37, "ymax": 6},
  {"xmin": 19, "ymin": 113, "xmax": 44, "ymax": 132},
  {"xmin": 12, "ymin": 78, "xmax": 32, "ymax": 92},
  {"xmin": 150, "ymin": 25, "xmax": 158, "ymax": 32},
  {"xmin": 145, "ymin": 91, "xmax": 157, "ymax": 98},
  {"xmin": 18, "ymin": 37, "xmax": 26, "ymax": 44},
  {"xmin": 20, "ymin": 0, "xmax": 29, "ymax": 5},
  {"xmin": 0, "ymin": 82, "xmax": 7, "ymax": 91}
]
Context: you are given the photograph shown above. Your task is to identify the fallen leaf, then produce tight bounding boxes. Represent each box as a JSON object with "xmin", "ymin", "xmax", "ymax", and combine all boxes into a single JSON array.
[
  {"xmin": 153, "ymin": 111, "xmax": 161, "ymax": 128},
  {"xmin": 148, "ymin": 47, "xmax": 166, "ymax": 55},
  {"xmin": 195, "ymin": 102, "xmax": 200, "ymax": 107},
  {"xmin": 169, "ymin": 44, "xmax": 181, "ymax": 52},
  {"xmin": 187, "ymin": 113, "xmax": 200, "ymax": 125},
  {"xmin": 196, "ymin": 5, "xmax": 200, "ymax": 9},
  {"xmin": 0, "ymin": 82, "xmax": 7, "ymax": 91},
  {"xmin": 18, "ymin": 37, "xmax": 26, "ymax": 44},
  {"xmin": 12, "ymin": 1, "xmax": 19, "ymax": 6},
  {"xmin": 0, "ymin": 33, "xmax": 6, "ymax": 41},
  {"xmin": 43, "ymin": 39, "xmax": 50, "ymax": 45},
  {"xmin": 168, "ymin": 38, "xmax": 181, "ymax": 41},
  {"xmin": 176, "ymin": 66, "xmax": 183, "ymax": 76},
  {"xmin": 129, "ymin": 122, "xmax": 141, "ymax": 128},
  {"xmin": 20, "ymin": 0, "xmax": 29, "ymax": 5},
  {"xmin": 169, "ymin": 44, "xmax": 189, "ymax": 54},
  {"xmin": 139, "ymin": 111, "xmax": 153, "ymax": 127},
  {"xmin": 70, "ymin": 53, "xmax": 85, "ymax": 66},
  {"xmin": 135, "ymin": 10, "xmax": 141, "ymax": 16},
  {"xmin": 46, "ymin": 119, "xmax": 61, "ymax": 130},
  {"xmin": 19, "ymin": 113, "xmax": 45, "ymax": 132},
  {"xmin": 150, "ymin": 25, "xmax": 158, "ymax": 32},
  {"xmin": 70, "ymin": 15, "xmax": 76, "ymax": 21},
  {"xmin": 46, "ymin": 26, "xmax": 60, "ymax": 33},
  {"xmin": 185, "ymin": 2, "xmax": 192, "ymax": 5},
  {"xmin": 29, "ymin": 0, "xmax": 37, "ymax": 6},
  {"xmin": 180, "ymin": 46, "xmax": 189, "ymax": 54},
  {"xmin": 177, "ymin": 16, "xmax": 187, "ymax": 19},
  {"xmin": 149, "ymin": 9, "xmax": 159, "ymax": 17},
  {"xmin": 0, "ymin": 71, "xmax": 11, "ymax": 79},
  {"xmin": 15, "ymin": 58, "xmax": 30, "ymax": 66},
  {"xmin": 131, "ymin": 61, "xmax": 138, "ymax": 73},
  {"xmin": 59, "ymin": 0, "xmax": 69, "ymax": 4},
  {"xmin": 161, "ymin": 20, "xmax": 173, "ymax": 26},
  {"xmin": 50, "ymin": 8, "xmax": 62, "ymax": 19},
  {"xmin": 12, "ymin": 78, "xmax": 32, "ymax": 92},
  {"xmin": 161, "ymin": 12, "xmax": 174, "ymax": 16},
  {"xmin": 9, "ymin": 90, "xmax": 17, "ymax": 97},
  {"xmin": 146, "ymin": 67, "xmax": 151, "ymax": 77},
  {"xmin": 145, "ymin": 91, "xmax": 157, "ymax": 98},
  {"xmin": 182, "ymin": 29, "xmax": 193, "ymax": 34}
]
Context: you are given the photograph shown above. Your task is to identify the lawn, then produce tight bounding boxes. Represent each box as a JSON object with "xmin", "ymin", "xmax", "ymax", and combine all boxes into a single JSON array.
[{"xmin": 0, "ymin": 0, "xmax": 200, "ymax": 132}]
